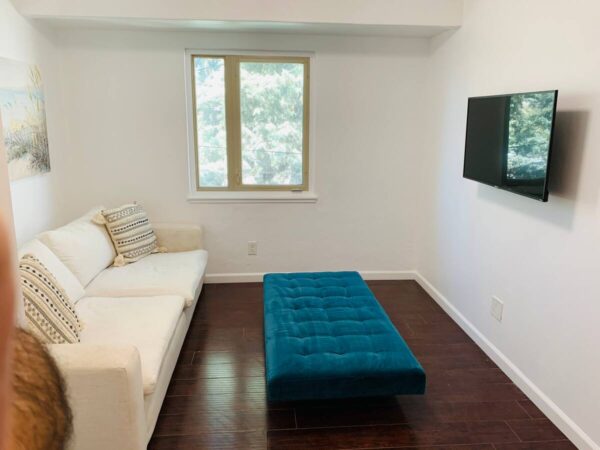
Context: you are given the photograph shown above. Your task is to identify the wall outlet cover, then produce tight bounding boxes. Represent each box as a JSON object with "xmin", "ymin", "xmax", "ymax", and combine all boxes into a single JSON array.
[
  {"xmin": 491, "ymin": 296, "xmax": 504, "ymax": 322},
  {"xmin": 248, "ymin": 241, "xmax": 257, "ymax": 256}
]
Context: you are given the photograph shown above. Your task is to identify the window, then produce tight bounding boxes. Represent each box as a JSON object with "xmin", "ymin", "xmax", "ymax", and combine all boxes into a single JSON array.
[{"xmin": 190, "ymin": 54, "xmax": 310, "ymax": 193}]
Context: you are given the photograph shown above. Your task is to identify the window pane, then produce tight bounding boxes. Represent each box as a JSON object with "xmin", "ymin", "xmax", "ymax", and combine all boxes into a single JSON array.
[
  {"xmin": 194, "ymin": 57, "xmax": 227, "ymax": 187},
  {"xmin": 240, "ymin": 61, "xmax": 304, "ymax": 186}
]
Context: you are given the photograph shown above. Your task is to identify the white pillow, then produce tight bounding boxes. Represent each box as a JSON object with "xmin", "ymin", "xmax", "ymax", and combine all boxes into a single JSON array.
[
  {"xmin": 38, "ymin": 207, "xmax": 117, "ymax": 287},
  {"xmin": 18, "ymin": 239, "xmax": 86, "ymax": 304}
]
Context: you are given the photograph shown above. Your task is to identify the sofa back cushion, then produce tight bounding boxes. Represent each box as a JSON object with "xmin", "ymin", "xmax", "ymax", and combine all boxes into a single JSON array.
[
  {"xmin": 38, "ymin": 207, "xmax": 117, "ymax": 287},
  {"xmin": 18, "ymin": 239, "xmax": 86, "ymax": 304}
]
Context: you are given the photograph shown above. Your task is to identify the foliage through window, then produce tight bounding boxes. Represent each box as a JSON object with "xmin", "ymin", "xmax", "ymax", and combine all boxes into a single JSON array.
[
  {"xmin": 506, "ymin": 92, "xmax": 554, "ymax": 181},
  {"xmin": 191, "ymin": 55, "xmax": 309, "ymax": 191}
]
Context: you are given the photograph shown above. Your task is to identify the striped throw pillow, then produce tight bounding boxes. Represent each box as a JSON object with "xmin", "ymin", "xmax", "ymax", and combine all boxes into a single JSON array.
[
  {"xmin": 20, "ymin": 254, "xmax": 81, "ymax": 344},
  {"xmin": 94, "ymin": 203, "xmax": 162, "ymax": 266}
]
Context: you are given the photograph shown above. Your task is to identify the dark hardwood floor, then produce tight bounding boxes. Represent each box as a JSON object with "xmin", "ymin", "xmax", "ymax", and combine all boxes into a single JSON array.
[{"xmin": 149, "ymin": 280, "xmax": 575, "ymax": 450}]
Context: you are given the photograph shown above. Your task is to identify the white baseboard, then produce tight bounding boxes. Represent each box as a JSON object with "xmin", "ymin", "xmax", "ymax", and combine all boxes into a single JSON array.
[
  {"xmin": 414, "ymin": 271, "xmax": 598, "ymax": 450},
  {"xmin": 204, "ymin": 270, "xmax": 416, "ymax": 284},
  {"xmin": 360, "ymin": 270, "xmax": 417, "ymax": 280},
  {"xmin": 205, "ymin": 273, "xmax": 264, "ymax": 283}
]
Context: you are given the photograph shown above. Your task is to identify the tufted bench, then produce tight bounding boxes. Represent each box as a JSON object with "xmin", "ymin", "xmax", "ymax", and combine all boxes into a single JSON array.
[{"xmin": 263, "ymin": 271, "xmax": 426, "ymax": 402}]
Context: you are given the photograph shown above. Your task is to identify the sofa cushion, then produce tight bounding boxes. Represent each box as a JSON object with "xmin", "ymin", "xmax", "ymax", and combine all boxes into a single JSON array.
[
  {"xmin": 84, "ymin": 250, "xmax": 208, "ymax": 307},
  {"xmin": 38, "ymin": 208, "xmax": 117, "ymax": 287},
  {"xmin": 76, "ymin": 295, "xmax": 185, "ymax": 394},
  {"xmin": 18, "ymin": 239, "xmax": 86, "ymax": 304}
]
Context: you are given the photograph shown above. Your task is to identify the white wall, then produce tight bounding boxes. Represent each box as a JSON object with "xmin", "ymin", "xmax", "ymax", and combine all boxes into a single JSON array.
[
  {"xmin": 0, "ymin": 0, "xmax": 71, "ymax": 245},
  {"xmin": 57, "ymin": 30, "xmax": 429, "ymax": 276},
  {"xmin": 419, "ymin": 1, "xmax": 600, "ymax": 447}
]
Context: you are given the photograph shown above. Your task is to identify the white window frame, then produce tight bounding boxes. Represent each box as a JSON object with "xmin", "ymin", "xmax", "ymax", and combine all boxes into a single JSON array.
[{"xmin": 184, "ymin": 49, "xmax": 317, "ymax": 203}]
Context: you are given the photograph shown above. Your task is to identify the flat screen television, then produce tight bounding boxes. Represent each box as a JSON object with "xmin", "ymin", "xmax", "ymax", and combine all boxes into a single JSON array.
[{"xmin": 463, "ymin": 90, "xmax": 558, "ymax": 202}]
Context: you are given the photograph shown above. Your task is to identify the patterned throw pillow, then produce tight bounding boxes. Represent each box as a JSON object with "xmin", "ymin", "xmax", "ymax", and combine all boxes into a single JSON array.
[
  {"xmin": 94, "ymin": 203, "xmax": 163, "ymax": 266},
  {"xmin": 20, "ymin": 254, "xmax": 82, "ymax": 344}
]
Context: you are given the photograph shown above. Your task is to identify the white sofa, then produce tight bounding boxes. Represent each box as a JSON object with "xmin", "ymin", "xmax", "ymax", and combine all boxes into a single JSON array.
[{"xmin": 18, "ymin": 208, "xmax": 208, "ymax": 450}]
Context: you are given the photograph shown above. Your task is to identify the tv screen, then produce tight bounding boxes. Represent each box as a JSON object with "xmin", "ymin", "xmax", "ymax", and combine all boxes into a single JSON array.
[{"xmin": 463, "ymin": 90, "xmax": 558, "ymax": 202}]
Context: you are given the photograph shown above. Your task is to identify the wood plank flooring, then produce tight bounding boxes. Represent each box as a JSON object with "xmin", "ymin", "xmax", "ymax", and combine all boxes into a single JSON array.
[{"xmin": 149, "ymin": 280, "xmax": 575, "ymax": 450}]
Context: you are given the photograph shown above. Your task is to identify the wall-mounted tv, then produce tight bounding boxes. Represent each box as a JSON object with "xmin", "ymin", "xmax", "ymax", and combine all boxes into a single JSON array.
[{"xmin": 463, "ymin": 90, "xmax": 558, "ymax": 202}]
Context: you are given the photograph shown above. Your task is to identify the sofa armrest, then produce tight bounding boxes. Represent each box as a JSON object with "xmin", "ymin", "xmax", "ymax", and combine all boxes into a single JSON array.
[
  {"xmin": 48, "ymin": 344, "xmax": 146, "ymax": 450},
  {"xmin": 153, "ymin": 223, "xmax": 204, "ymax": 252}
]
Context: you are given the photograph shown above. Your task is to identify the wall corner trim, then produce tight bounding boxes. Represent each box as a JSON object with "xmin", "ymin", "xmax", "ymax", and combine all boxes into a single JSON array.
[{"xmin": 414, "ymin": 271, "xmax": 599, "ymax": 450}]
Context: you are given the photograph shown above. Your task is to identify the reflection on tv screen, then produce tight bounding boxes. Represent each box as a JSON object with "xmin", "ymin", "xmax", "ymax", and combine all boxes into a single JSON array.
[{"xmin": 506, "ymin": 92, "xmax": 555, "ymax": 182}]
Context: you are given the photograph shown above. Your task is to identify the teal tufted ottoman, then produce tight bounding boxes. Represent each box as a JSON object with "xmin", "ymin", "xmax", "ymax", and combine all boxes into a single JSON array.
[{"xmin": 263, "ymin": 271, "xmax": 426, "ymax": 401}]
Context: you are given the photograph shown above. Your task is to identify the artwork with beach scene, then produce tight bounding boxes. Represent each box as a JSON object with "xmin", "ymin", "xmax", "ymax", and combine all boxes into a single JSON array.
[{"xmin": 0, "ymin": 57, "xmax": 50, "ymax": 181}]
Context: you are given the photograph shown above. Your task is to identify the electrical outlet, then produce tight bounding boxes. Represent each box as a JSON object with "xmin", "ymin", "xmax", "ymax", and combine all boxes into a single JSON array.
[
  {"xmin": 491, "ymin": 296, "xmax": 504, "ymax": 322},
  {"xmin": 248, "ymin": 241, "xmax": 257, "ymax": 256}
]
